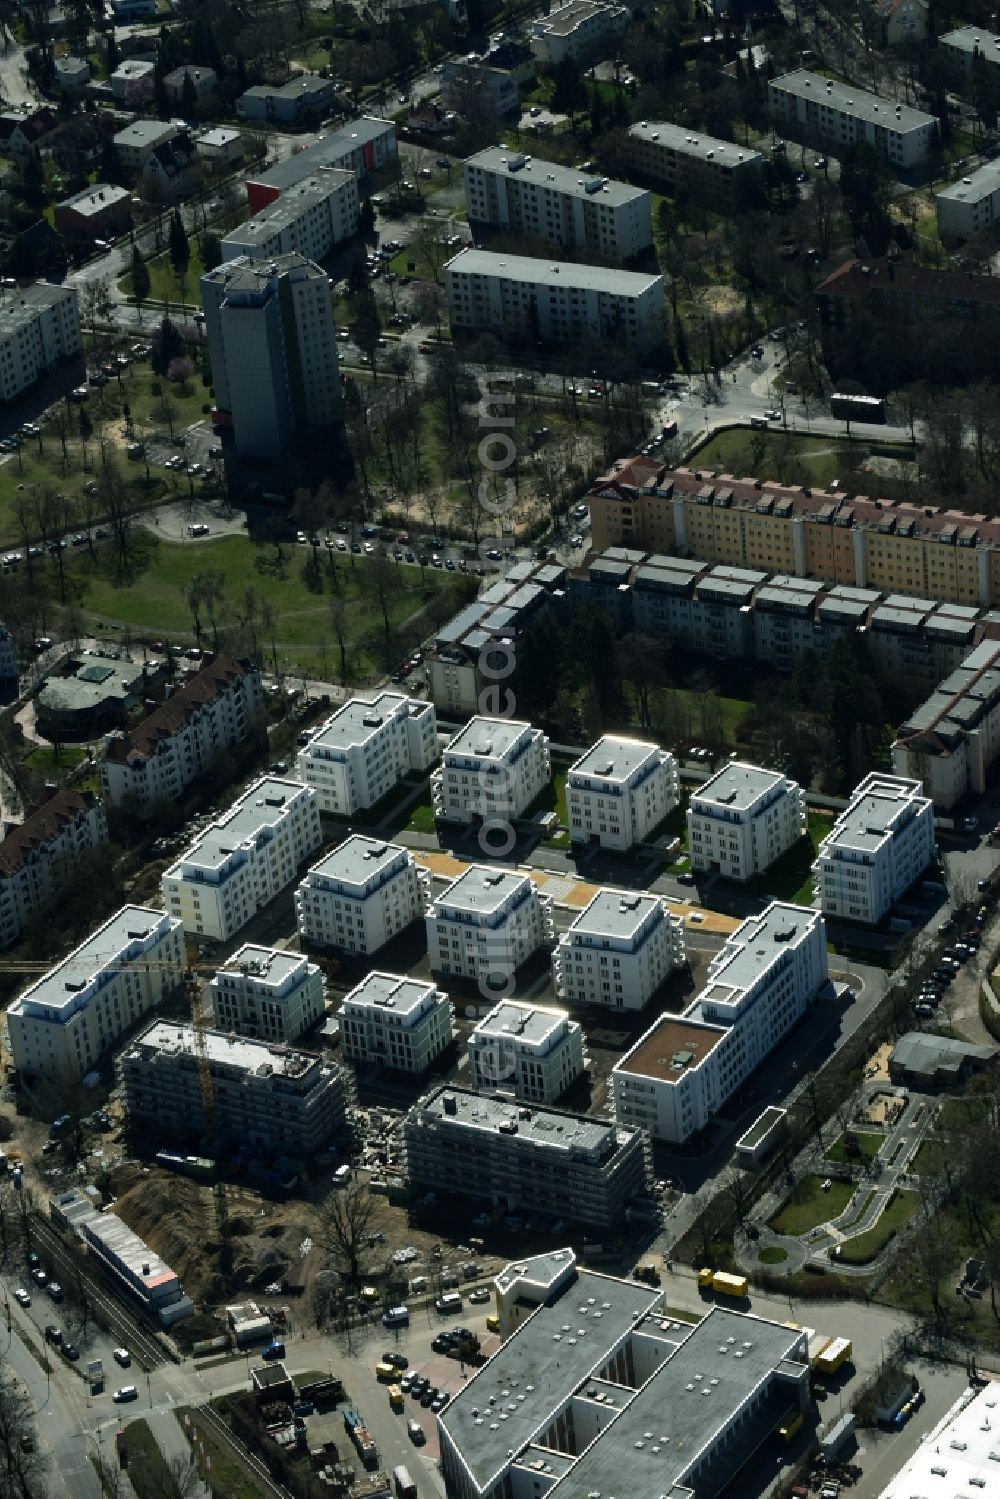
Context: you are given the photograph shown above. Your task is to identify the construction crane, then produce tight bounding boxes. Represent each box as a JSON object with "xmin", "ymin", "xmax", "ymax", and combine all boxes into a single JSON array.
[{"xmin": 183, "ymin": 948, "xmax": 233, "ymax": 1282}]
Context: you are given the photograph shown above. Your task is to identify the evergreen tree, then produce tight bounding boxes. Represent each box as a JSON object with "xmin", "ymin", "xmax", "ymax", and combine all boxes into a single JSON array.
[
  {"xmin": 168, "ymin": 209, "xmax": 189, "ymax": 277},
  {"xmin": 589, "ymin": 81, "xmax": 605, "ymax": 135},
  {"xmin": 130, "ymin": 244, "xmax": 150, "ymax": 306},
  {"xmin": 151, "ymin": 314, "xmax": 183, "ymax": 376},
  {"xmin": 181, "ymin": 69, "xmax": 197, "ymax": 118},
  {"xmin": 199, "ymin": 230, "xmax": 221, "ymax": 273},
  {"xmin": 99, "ymin": 137, "xmax": 125, "ymax": 186},
  {"xmin": 105, "ymin": 29, "xmax": 118, "ymax": 73}
]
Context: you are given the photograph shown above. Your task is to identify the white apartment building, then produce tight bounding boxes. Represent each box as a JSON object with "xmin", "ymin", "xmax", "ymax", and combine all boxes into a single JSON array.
[
  {"xmin": 767, "ymin": 70, "xmax": 938, "ymax": 169},
  {"xmin": 221, "ymin": 171, "xmax": 359, "ymax": 265},
  {"xmin": 444, "ymin": 249, "xmax": 666, "ymax": 351},
  {"xmin": 200, "ymin": 252, "xmax": 341, "ymax": 460},
  {"xmin": 296, "ymin": 691, "xmax": 437, "ymax": 816},
  {"xmin": 628, "ymin": 120, "xmax": 764, "ymax": 205},
  {"xmin": 161, "ymin": 776, "xmax": 321, "ymax": 942},
  {"xmin": 467, "ymin": 999, "xmax": 586, "ymax": 1103},
  {"xmin": 553, "ymin": 888, "xmax": 684, "ymax": 1011},
  {"xmin": 939, "ymin": 25, "xmax": 1000, "ymax": 74},
  {"xmin": 294, "ymin": 835, "xmax": 428, "ymax": 955},
  {"xmin": 208, "ymin": 944, "xmax": 325, "ymax": 1044},
  {"xmin": 339, "ymin": 970, "xmax": 454, "ymax": 1073},
  {"xmin": 688, "ymin": 761, "xmax": 806, "ymax": 881},
  {"xmin": 0, "ymin": 790, "xmax": 108, "ymax": 951},
  {"xmin": 936, "ymin": 159, "xmax": 1000, "ymax": 241},
  {"xmin": 102, "ymin": 654, "xmax": 264, "ymax": 816},
  {"xmin": 433, "ymin": 716, "xmax": 550, "ymax": 826},
  {"xmin": 463, "ymin": 149, "xmax": 652, "ymax": 263},
  {"xmin": 6, "ymin": 906, "xmax": 185, "ymax": 1081},
  {"xmin": 425, "ymin": 865, "xmax": 554, "ymax": 985},
  {"xmin": 613, "ymin": 903, "xmax": 828, "ymax": 1143},
  {"xmin": 566, "ymin": 735, "xmax": 679, "ymax": 850},
  {"xmin": 0, "ymin": 283, "xmax": 81, "ymax": 404},
  {"xmin": 813, "ymin": 772, "xmax": 934, "ymax": 925},
  {"xmin": 529, "ymin": 0, "xmax": 629, "ymax": 64}
]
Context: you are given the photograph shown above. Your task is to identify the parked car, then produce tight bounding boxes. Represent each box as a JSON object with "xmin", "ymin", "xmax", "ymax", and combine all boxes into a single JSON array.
[
  {"xmin": 113, "ymin": 1348, "xmax": 131, "ymax": 1367},
  {"xmin": 113, "ymin": 1386, "xmax": 138, "ymax": 1403},
  {"xmin": 13, "ymin": 1289, "xmax": 30, "ymax": 1307}
]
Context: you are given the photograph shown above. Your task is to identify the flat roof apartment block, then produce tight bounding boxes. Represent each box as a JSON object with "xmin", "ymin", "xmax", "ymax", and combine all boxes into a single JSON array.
[
  {"xmin": 444, "ymin": 248, "xmax": 666, "ymax": 351},
  {"xmin": 688, "ymin": 761, "xmax": 806, "ymax": 881},
  {"xmin": 294, "ymin": 835, "xmax": 429, "ymax": 955},
  {"xmin": 529, "ymin": 0, "xmax": 629, "ymax": 64},
  {"xmin": 402, "ymin": 1085, "xmax": 648, "ymax": 1226},
  {"xmin": 245, "ymin": 117, "xmax": 397, "ymax": 211},
  {"xmin": 120, "ymin": 1020, "xmax": 347, "ymax": 1155},
  {"xmin": 113, "ymin": 119, "xmax": 178, "ymax": 170},
  {"xmin": 936, "ymin": 159, "xmax": 1000, "ymax": 241},
  {"xmin": 0, "ymin": 282, "xmax": 81, "ymax": 403},
  {"xmin": 767, "ymin": 69, "xmax": 938, "ymax": 167},
  {"xmin": 434, "ymin": 716, "xmax": 550, "ymax": 825},
  {"xmin": 296, "ymin": 691, "xmax": 437, "ymax": 816},
  {"xmin": 813, "ymin": 771, "xmax": 934, "ymax": 924},
  {"xmin": 566, "ymin": 734, "xmax": 679, "ymax": 850},
  {"xmin": 892, "ymin": 639, "xmax": 1000, "ymax": 807},
  {"xmin": 237, "ymin": 74, "xmax": 334, "ymax": 124},
  {"xmin": 221, "ymin": 170, "xmax": 359, "ymax": 265},
  {"xmin": 939, "ymin": 25, "xmax": 1000, "ymax": 70},
  {"xmin": 426, "ymin": 865, "xmax": 554, "ymax": 985},
  {"xmin": 467, "ymin": 999, "xmax": 586, "ymax": 1103},
  {"xmin": 208, "ymin": 944, "xmax": 325, "ymax": 1044},
  {"xmin": 553, "ymin": 888, "xmax": 685, "ymax": 1011},
  {"xmin": 6, "ymin": 905, "xmax": 184, "ymax": 1081},
  {"xmin": 438, "ymin": 1249, "xmax": 810, "ymax": 1499},
  {"xmin": 161, "ymin": 776, "xmax": 321, "ymax": 942},
  {"xmin": 463, "ymin": 148, "xmax": 652, "ymax": 262},
  {"xmin": 340, "ymin": 970, "xmax": 454, "ymax": 1073},
  {"xmin": 628, "ymin": 120, "xmax": 764, "ymax": 204},
  {"xmin": 613, "ymin": 902, "xmax": 828, "ymax": 1142}
]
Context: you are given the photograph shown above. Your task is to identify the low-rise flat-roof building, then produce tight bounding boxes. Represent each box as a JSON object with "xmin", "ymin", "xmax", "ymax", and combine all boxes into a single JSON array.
[
  {"xmin": 888, "ymin": 1030, "xmax": 996, "ymax": 1088},
  {"xmin": 426, "ymin": 865, "xmax": 554, "ymax": 985},
  {"xmin": 628, "ymin": 120, "xmax": 764, "ymax": 204},
  {"xmin": 196, "ymin": 126, "xmax": 244, "ymax": 169},
  {"xmin": 294, "ymin": 835, "xmax": 428, "ymax": 955},
  {"xmin": 53, "ymin": 55, "xmax": 90, "ymax": 93},
  {"xmin": 113, "ymin": 120, "xmax": 179, "ymax": 172},
  {"xmin": 339, "ymin": 971, "xmax": 454, "ymax": 1073},
  {"xmin": 767, "ymin": 69, "xmax": 938, "ymax": 168},
  {"xmin": 438, "ymin": 1248, "xmax": 810, "ymax": 1499},
  {"xmin": 161, "ymin": 776, "xmax": 321, "ymax": 941},
  {"xmin": 296, "ymin": 691, "xmax": 437, "ymax": 816},
  {"xmin": 36, "ymin": 648, "xmax": 162, "ymax": 741},
  {"xmin": 5, "ymin": 905, "xmax": 185, "ymax": 1081},
  {"xmin": 163, "ymin": 65, "xmax": 217, "ymax": 103},
  {"xmin": 237, "ymin": 74, "xmax": 334, "ymax": 124},
  {"xmin": 403, "ymin": 1086, "xmax": 648, "ymax": 1225},
  {"xmin": 120, "ymin": 1020, "xmax": 348, "ymax": 1155},
  {"xmin": 208, "ymin": 945, "xmax": 325, "ymax": 1044},
  {"xmin": 613, "ymin": 902, "xmax": 828, "ymax": 1142},
  {"xmin": 221, "ymin": 170, "xmax": 359, "ymax": 265},
  {"xmin": 937, "ymin": 159, "xmax": 1000, "ymax": 242},
  {"xmin": 0, "ymin": 789, "xmax": 108, "ymax": 951},
  {"xmin": 939, "ymin": 24, "xmax": 1000, "ymax": 73},
  {"xmin": 83, "ymin": 1212, "xmax": 192, "ymax": 1325},
  {"xmin": 566, "ymin": 734, "xmax": 678, "ymax": 850},
  {"xmin": 463, "ymin": 147, "xmax": 652, "ymax": 262},
  {"xmin": 444, "ymin": 248, "xmax": 666, "ymax": 350},
  {"xmin": 529, "ymin": 0, "xmax": 629, "ymax": 64},
  {"xmin": 54, "ymin": 183, "xmax": 132, "ymax": 239},
  {"xmin": 877, "ymin": 1383, "xmax": 1000, "ymax": 1499},
  {"xmin": 441, "ymin": 61, "xmax": 520, "ymax": 117},
  {"xmin": 813, "ymin": 772, "xmax": 934, "ymax": 925},
  {"xmin": 688, "ymin": 761, "xmax": 805, "ymax": 881},
  {"xmin": 433, "ymin": 716, "xmax": 550, "ymax": 825},
  {"xmin": 110, "ymin": 59, "xmax": 155, "ymax": 107},
  {"xmin": 467, "ymin": 999, "xmax": 586, "ymax": 1103},
  {"xmin": 553, "ymin": 888, "xmax": 684, "ymax": 1011}
]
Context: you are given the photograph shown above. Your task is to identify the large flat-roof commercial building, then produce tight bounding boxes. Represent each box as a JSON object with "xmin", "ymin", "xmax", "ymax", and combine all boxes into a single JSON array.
[
  {"xmin": 553, "ymin": 888, "xmax": 684, "ymax": 1011},
  {"xmin": 529, "ymin": 0, "xmax": 628, "ymax": 63},
  {"xmin": 6, "ymin": 906, "xmax": 184, "ymax": 1081},
  {"xmin": 244, "ymin": 117, "xmax": 398, "ymax": 212},
  {"xmin": 936, "ymin": 159, "xmax": 1000, "ymax": 241},
  {"xmin": 200, "ymin": 252, "xmax": 341, "ymax": 460},
  {"xmin": 120, "ymin": 1021, "xmax": 348, "ymax": 1155},
  {"xmin": 102, "ymin": 654, "xmax": 264, "ymax": 816},
  {"xmin": 444, "ymin": 248, "xmax": 666, "ymax": 351},
  {"xmin": 813, "ymin": 772, "xmax": 934, "ymax": 924},
  {"xmin": 0, "ymin": 790, "xmax": 107, "ymax": 950},
  {"xmin": 878, "ymin": 1384, "xmax": 1000, "ymax": 1499},
  {"xmin": 0, "ymin": 283, "xmax": 80, "ymax": 403},
  {"xmin": 426, "ymin": 865, "xmax": 554, "ymax": 984},
  {"xmin": 221, "ymin": 170, "xmax": 359, "ymax": 265},
  {"xmin": 892, "ymin": 639, "xmax": 1000, "ymax": 806},
  {"xmin": 688, "ymin": 762, "xmax": 806, "ymax": 881},
  {"xmin": 340, "ymin": 971, "xmax": 454, "ymax": 1073},
  {"xmin": 566, "ymin": 734, "xmax": 678, "ymax": 850},
  {"xmin": 438, "ymin": 1248, "xmax": 811, "ymax": 1499},
  {"xmin": 467, "ymin": 999, "xmax": 586, "ymax": 1103},
  {"xmin": 767, "ymin": 69, "xmax": 938, "ymax": 167},
  {"xmin": 939, "ymin": 24, "xmax": 1000, "ymax": 73},
  {"xmin": 628, "ymin": 120, "xmax": 764, "ymax": 204},
  {"xmin": 402, "ymin": 1086, "xmax": 648, "ymax": 1225},
  {"xmin": 613, "ymin": 902, "xmax": 828, "ymax": 1142},
  {"xmin": 296, "ymin": 691, "xmax": 437, "ymax": 816},
  {"xmin": 208, "ymin": 945, "xmax": 325, "ymax": 1044},
  {"xmin": 161, "ymin": 776, "xmax": 321, "ymax": 942},
  {"xmin": 434, "ymin": 716, "xmax": 550, "ymax": 826},
  {"xmin": 294, "ymin": 835, "xmax": 428, "ymax": 955},
  {"xmin": 463, "ymin": 148, "xmax": 652, "ymax": 262}
]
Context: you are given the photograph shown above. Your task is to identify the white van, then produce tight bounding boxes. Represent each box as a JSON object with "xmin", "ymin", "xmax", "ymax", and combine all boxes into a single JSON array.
[
  {"xmin": 435, "ymin": 1290, "xmax": 463, "ymax": 1314},
  {"xmin": 382, "ymin": 1305, "xmax": 409, "ymax": 1327}
]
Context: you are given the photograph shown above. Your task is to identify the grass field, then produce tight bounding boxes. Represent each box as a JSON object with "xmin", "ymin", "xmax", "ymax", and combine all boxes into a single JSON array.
[
  {"xmin": 757, "ymin": 1246, "xmax": 788, "ymax": 1264},
  {"xmin": 406, "ymin": 785, "xmax": 436, "ymax": 834},
  {"xmin": 177, "ymin": 1407, "xmax": 265, "ymax": 1499},
  {"xmin": 824, "ymin": 1131, "xmax": 883, "ymax": 1165},
  {"xmin": 909, "ymin": 1139, "xmax": 948, "ymax": 1176},
  {"xmin": 746, "ymin": 810, "xmax": 834, "ymax": 907},
  {"xmin": 121, "ymin": 240, "xmax": 213, "ymax": 306},
  {"xmin": 836, "ymin": 1190, "xmax": 920, "ymax": 1265},
  {"xmin": 690, "ymin": 429, "xmax": 870, "ymax": 489},
  {"xmin": 769, "ymin": 1175, "xmax": 854, "ymax": 1236},
  {"xmin": 122, "ymin": 1419, "xmax": 175, "ymax": 1499},
  {"xmin": 937, "ymin": 1095, "xmax": 997, "ymax": 1130}
]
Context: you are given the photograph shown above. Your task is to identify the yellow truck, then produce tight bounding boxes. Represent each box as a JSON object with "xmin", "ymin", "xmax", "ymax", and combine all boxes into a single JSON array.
[
  {"xmin": 388, "ymin": 1385, "xmax": 404, "ymax": 1412},
  {"xmin": 778, "ymin": 1408, "xmax": 804, "ymax": 1441},
  {"xmin": 808, "ymin": 1333, "xmax": 833, "ymax": 1369},
  {"xmin": 698, "ymin": 1269, "xmax": 749, "ymax": 1299},
  {"xmin": 815, "ymin": 1337, "xmax": 852, "ymax": 1376}
]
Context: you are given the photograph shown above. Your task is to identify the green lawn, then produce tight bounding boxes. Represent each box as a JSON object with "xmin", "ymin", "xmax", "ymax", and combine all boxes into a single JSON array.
[
  {"xmin": 122, "ymin": 1419, "xmax": 175, "ymax": 1499},
  {"xmin": 757, "ymin": 1246, "xmax": 788, "ymax": 1264},
  {"xmin": 936, "ymin": 1095, "xmax": 998, "ymax": 1130},
  {"xmin": 121, "ymin": 239, "xmax": 213, "ymax": 306},
  {"xmin": 642, "ymin": 685, "xmax": 751, "ymax": 749},
  {"xmin": 824, "ymin": 1130, "xmax": 883, "ymax": 1165},
  {"xmin": 24, "ymin": 745, "xmax": 87, "ymax": 776},
  {"xmin": 909, "ymin": 1139, "xmax": 948, "ymax": 1176},
  {"xmin": 176, "ymin": 1407, "xmax": 265, "ymax": 1499},
  {"xmin": 689, "ymin": 429, "xmax": 874, "ymax": 490},
  {"xmin": 769, "ymin": 1175, "xmax": 855, "ymax": 1236},
  {"xmin": 836, "ymin": 1190, "xmax": 920, "ymax": 1265},
  {"xmin": 406, "ymin": 785, "xmax": 436, "ymax": 834}
]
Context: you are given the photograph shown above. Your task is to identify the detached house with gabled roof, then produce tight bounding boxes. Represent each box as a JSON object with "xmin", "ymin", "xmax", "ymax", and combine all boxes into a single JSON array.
[{"xmin": 0, "ymin": 106, "xmax": 58, "ymax": 158}]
